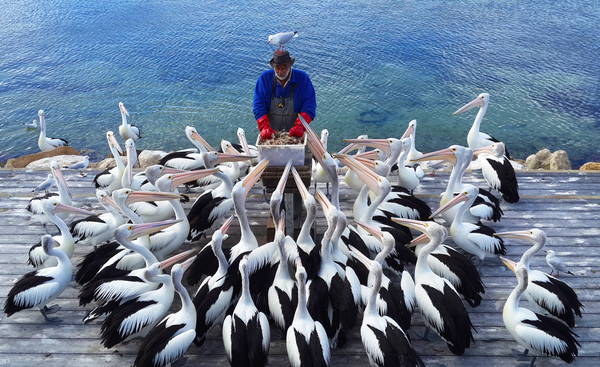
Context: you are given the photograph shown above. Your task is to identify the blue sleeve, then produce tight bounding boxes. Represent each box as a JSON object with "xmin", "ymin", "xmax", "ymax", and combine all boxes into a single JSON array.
[
  {"xmin": 253, "ymin": 70, "xmax": 273, "ymax": 120},
  {"xmin": 294, "ymin": 70, "xmax": 316, "ymax": 120}
]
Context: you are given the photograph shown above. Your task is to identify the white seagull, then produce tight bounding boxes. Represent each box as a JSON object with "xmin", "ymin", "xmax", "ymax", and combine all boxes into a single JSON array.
[
  {"xmin": 546, "ymin": 250, "xmax": 574, "ymax": 277},
  {"xmin": 268, "ymin": 31, "xmax": 298, "ymax": 52},
  {"xmin": 67, "ymin": 155, "xmax": 90, "ymax": 176}
]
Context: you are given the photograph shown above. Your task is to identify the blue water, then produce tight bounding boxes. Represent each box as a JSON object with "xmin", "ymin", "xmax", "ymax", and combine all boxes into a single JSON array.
[{"xmin": 1, "ymin": 0, "xmax": 599, "ymax": 167}]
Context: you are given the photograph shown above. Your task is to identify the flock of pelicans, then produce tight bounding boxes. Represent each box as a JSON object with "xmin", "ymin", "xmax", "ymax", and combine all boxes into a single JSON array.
[{"xmin": 4, "ymin": 93, "xmax": 584, "ymax": 367}]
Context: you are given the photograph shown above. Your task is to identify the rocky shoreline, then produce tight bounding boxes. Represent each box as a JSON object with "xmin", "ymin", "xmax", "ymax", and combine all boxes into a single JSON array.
[{"xmin": 1, "ymin": 145, "xmax": 599, "ymax": 172}]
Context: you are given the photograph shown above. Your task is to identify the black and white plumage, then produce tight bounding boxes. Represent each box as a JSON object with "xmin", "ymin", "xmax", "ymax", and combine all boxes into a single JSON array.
[
  {"xmin": 453, "ymin": 92, "xmax": 511, "ymax": 159},
  {"xmin": 501, "ymin": 257, "xmax": 580, "ymax": 366},
  {"xmin": 395, "ymin": 218, "xmax": 475, "ymax": 355},
  {"xmin": 99, "ymin": 250, "xmax": 196, "ymax": 348},
  {"xmin": 222, "ymin": 256, "xmax": 270, "ymax": 367},
  {"xmin": 268, "ymin": 31, "xmax": 298, "ymax": 52},
  {"xmin": 92, "ymin": 131, "xmax": 125, "ymax": 194},
  {"xmin": 4, "ymin": 235, "xmax": 72, "ymax": 322},
  {"xmin": 118, "ymin": 102, "xmax": 141, "ymax": 141},
  {"xmin": 495, "ymin": 230, "xmax": 583, "ymax": 328},
  {"xmin": 133, "ymin": 260, "xmax": 196, "ymax": 367},
  {"xmin": 473, "ymin": 142, "xmax": 519, "ymax": 203},
  {"xmin": 37, "ymin": 110, "xmax": 68, "ymax": 152},
  {"xmin": 286, "ymin": 258, "xmax": 330, "ymax": 367},
  {"xmin": 28, "ymin": 197, "xmax": 95, "ymax": 268},
  {"xmin": 431, "ymin": 184, "xmax": 506, "ymax": 271},
  {"xmin": 546, "ymin": 250, "xmax": 574, "ymax": 277},
  {"xmin": 351, "ymin": 247, "xmax": 424, "ymax": 367},
  {"xmin": 69, "ymin": 189, "xmax": 125, "ymax": 248}
]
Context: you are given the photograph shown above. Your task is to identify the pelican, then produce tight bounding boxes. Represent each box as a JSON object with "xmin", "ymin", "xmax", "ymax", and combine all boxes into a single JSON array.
[
  {"xmin": 394, "ymin": 218, "xmax": 475, "ymax": 355},
  {"xmin": 37, "ymin": 110, "xmax": 68, "ymax": 152},
  {"xmin": 546, "ymin": 250, "xmax": 574, "ymax": 277},
  {"xmin": 93, "ymin": 131, "xmax": 125, "ymax": 194},
  {"xmin": 495, "ymin": 229, "xmax": 583, "ymax": 327},
  {"xmin": 28, "ymin": 198, "xmax": 95, "ymax": 268},
  {"xmin": 351, "ymin": 247, "xmax": 425, "ymax": 367},
  {"xmin": 501, "ymin": 257, "xmax": 580, "ymax": 366},
  {"xmin": 453, "ymin": 92, "xmax": 511, "ymax": 158},
  {"xmin": 431, "ymin": 184, "xmax": 506, "ymax": 271},
  {"xmin": 412, "ymin": 145, "xmax": 503, "ymax": 225},
  {"xmin": 4, "ymin": 235, "xmax": 72, "ymax": 322},
  {"xmin": 311, "ymin": 129, "xmax": 333, "ymax": 195},
  {"xmin": 133, "ymin": 261, "xmax": 196, "ymax": 367},
  {"xmin": 473, "ymin": 142, "xmax": 520, "ymax": 203},
  {"xmin": 401, "ymin": 119, "xmax": 424, "ymax": 164},
  {"xmin": 222, "ymin": 256, "xmax": 271, "ymax": 367},
  {"xmin": 100, "ymin": 251, "xmax": 196, "ymax": 348},
  {"xmin": 191, "ymin": 216, "xmax": 235, "ymax": 347},
  {"xmin": 27, "ymin": 160, "xmax": 73, "ymax": 232},
  {"xmin": 69, "ymin": 189, "xmax": 126, "ymax": 248},
  {"xmin": 286, "ymin": 258, "xmax": 330, "ymax": 367},
  {"xmin": 66, "ymin": 155, "xmax": 90, "ymax": 176},
  {"xmin": 408, "ymin": 233, "xmax": 484, "ymax": 308},
  {"xmin": 118, "ymin": 102, "xmax": 141, "ymax": 141}
]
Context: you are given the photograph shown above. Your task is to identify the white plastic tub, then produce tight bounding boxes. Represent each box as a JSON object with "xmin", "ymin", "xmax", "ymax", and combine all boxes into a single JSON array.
[{"xmin": 256, "ymin": 135, "xmax": 307, "ymax": 166}]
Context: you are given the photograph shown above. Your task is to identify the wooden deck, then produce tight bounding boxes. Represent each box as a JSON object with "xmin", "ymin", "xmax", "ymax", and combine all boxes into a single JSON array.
[{"xmin": 0, "ymin": 167, "xmax": 599, "ymax": 366}]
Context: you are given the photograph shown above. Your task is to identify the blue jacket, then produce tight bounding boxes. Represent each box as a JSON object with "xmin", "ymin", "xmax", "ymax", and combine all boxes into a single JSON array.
[{"xmin": 253, "ymin": 69, "xmax": 316, "ymax": 121}]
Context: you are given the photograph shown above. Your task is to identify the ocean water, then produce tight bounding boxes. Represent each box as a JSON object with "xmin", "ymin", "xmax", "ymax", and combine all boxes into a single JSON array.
[{"xmin": 1, "ymin": 0, "xmax": 598, "ymax": 167}]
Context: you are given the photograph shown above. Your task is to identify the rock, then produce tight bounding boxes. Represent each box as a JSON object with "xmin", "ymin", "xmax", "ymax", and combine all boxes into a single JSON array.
[
  {"xmin": 525, "ymin": 154, "xmax": 541, "ymax": 170},
  {"xmin": 5, "ymin": 146, "xmax": 80, "ymax": 168},
  {"xmin": 138, "ymin": 150, "xmax": 167, "ymax": 168},
  {"xmin": 580, "ymin": 162, "xmax": 600, "ymax": 171},
  {"xmin": 93, "ymin": 156, "xmax": 127, "ymax": 170},
  {"xmin": 26, "ymin": 155, "xmax": 85, "ymax": 169},
  {"xmin": 549, "ymin": 150, "xmax": 571, "ymax": 170}
]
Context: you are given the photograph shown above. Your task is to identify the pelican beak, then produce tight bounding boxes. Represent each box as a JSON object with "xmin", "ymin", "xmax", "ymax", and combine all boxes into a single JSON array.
[
  {"xmin": 494, "ymin": 230, "xmax": 532, "ymax": 241},
  {"xmin": 472, "ymin": 145, "xmax": 494, "ymax": 157},
  {"xmin": 411, "ymin": 147, "xmax": 457, "ymax": 165},
  {"xmin": 274, "ymin": 160, "xmax": 293, "ymax": 194},
  {"xmin": 215, "ymin": 152, "xmax": 256, "ymax": 165},
  {"xmin": 124, "ymin": 190, "xmax": 181, "ymax": 205},
  {"xmin": 314, "ymin": 188, "xmax": 331, "ymax": 212},
  {"xmin": 291, "ymin": 166, "xmax": 310, "ymax": 201},
  {"xmin": 119, "ymin": 102, "xmax": 130, "ymax": 116},
  {"xmin": 127, "ymin": 219, "xmax": 183, "ymax": 240},
  {"xmin": 429, "ymin": 191, "xmax": 469, "ymax": 218},
  {"xmin": 356, "ymin": 221, "xmax": 383, "ymax": 243},
  {"xmin": 338, "ymin": 142, "xmax": 358, "ymax": 155},
  {"xmin": 342, "ymin": 138, "xmax": 391, "ymax": 155},
  {"xmin": 408, "ymin": 233, "xmax": 429, "ymax": 248},
  {"xmin": 220, "ymin": 215, "xmax": 235, "ymax": 234},
  {"xmin": 189, "ymin": 129, "xmax": 213, "ymax": 151},
  {"xmin": 242, "ymin": 158, "xmax": 269, "ymax": 197},
  {"xmin": 453, "ymin": 96, "xmax": 484, "ymax": 115},
  {"xmin": 53, "ymin": 202, "xmax": 96, "ymax": 216},
  {"xmin": 237, "ymin": 128, "xmax": 253, "ymax": 165},
  {"xmin": 101, "ymin": 194, "xmax": 120, "ymax": 210},
  {"xmin": 302, "ymin": 118, "xmax": 325, "ymax": 159},
  {"xmin": 277, "ymin": 211, "xmax": 286, "ymax": 232},
  {"xmin": 108, "ymin": 132, "xmax": 123, "ymax": 155},
  {"xmin": 168, "ymin": 168, "xmax": 218, "ymax": 191},
  {"xmin": 348, "ymin": 244, "xmax": 372, "ymax": 268},
  {"xmin": 354, "ymin": 149, "xmax": 380, "ymax": 161},
  {"xmin": 179, "ymin": 254, "xmax": 198, "ymax": 272},
  {"xmin": 400, "ymin": 123, "xmax": 415, "ymax": 140},
  {"xmin": 391, "ymin": 217, "xmax": 430, "ymax": 235},
  {"xmin": 333, "ymin": 153, "xmax": 381, "ymax": 195},
  {"xmin": 353, "ymin": 156, "xmax": 377, "ymax": 172},
  {"xmin": 50, "ymin": 163, "xmax": 72, "ymax": 199},
  {"xmin": 160, "ymin": 247, "xmax": 197, "ymax": 269},
  {"xmin": 500, "ymin": 256, "xmax": 518, "ymax": 273}
]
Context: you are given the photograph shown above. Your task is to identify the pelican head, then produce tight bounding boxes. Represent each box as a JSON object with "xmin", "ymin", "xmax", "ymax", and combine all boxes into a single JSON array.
[{"xmin": 453, "ymin": 93, "xmax": 489, "ymax": 115}]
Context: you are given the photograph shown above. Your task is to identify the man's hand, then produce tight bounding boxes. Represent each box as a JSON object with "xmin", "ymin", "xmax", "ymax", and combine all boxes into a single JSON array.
[
  {"xmin": 290, "ymin": 112, "xmax": 312, "ymax": 137},
  {"xmin": 257, "ymin": 115, "xmax": 275, "ymax": 139}
]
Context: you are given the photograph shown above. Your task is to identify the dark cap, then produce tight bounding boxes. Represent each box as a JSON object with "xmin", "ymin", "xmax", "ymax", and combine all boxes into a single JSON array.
[{"xmin": 270, "ymin": 50, "xmax": 295, "ymax": 68}]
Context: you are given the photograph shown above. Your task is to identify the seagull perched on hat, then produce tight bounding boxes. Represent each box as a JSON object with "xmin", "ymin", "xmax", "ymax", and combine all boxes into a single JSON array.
[{"xmin": 268, "ymin": 31, "xmax": 298, "ymax": 53}]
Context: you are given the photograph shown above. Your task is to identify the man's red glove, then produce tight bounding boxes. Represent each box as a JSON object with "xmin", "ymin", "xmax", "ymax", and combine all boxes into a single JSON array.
[
  {"xmin": 289, "ymin": 112, "xmax": 312, "ymax": 137},
  {"xmin": 257, "ymin": 115, "xmax": 275, "ymax": 139}
]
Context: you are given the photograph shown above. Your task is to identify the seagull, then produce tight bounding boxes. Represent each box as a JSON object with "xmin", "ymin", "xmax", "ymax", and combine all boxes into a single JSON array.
[
  {"xmin": 32, "ymin": 174, "xmax": 55, "ymax": 193},
  {"xmin": 268, "ymin": 31, "xmax": 298, "ymax": 53},
  {"xmin": 546, "ymin": 250, "xmax": 574, "ymax": 277},
  {"xmin": 24, "ymin": 119, "xmax": 38, "ymax": 129},
  {"xmin": 67, "ymin": 156, "xmax": 90, "ymax": 176}
]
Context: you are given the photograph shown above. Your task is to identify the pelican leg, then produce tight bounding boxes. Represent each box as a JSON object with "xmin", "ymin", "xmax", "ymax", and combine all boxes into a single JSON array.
[
  {"xmin": 262, "ymin": 187, "xmax": 269, "ymax": 204},
  {"xmin": 40, "ymin": 306, "xmax": 62, "ymax": 323},
  {"xmin": 529, "ymin": 355, "xmax": 537, "ymax": 367},
  {"xmin": 43, "ymin": 304, "xmax": 61, "ymax": 314},
  {"xmin": 417, "ymin": 326, "xmax": 441, "ymax": 341},
  {"xmin": 171, "ymin": 356, "xmax": 188, "ymax": 367},
  {"xmin": 326, "ymin": 182, "xmax": 331, "ymax": 200}
]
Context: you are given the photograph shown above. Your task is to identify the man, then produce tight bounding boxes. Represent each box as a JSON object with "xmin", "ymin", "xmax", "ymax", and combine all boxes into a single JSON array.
[{"xmin": 253, "ymin": 50, "xmax": 316, "ymax": 139}]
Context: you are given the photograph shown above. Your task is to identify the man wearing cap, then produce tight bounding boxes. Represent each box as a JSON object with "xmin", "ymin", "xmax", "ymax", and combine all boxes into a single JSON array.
[{"xmin": 253, "ymin": 50, "xmax": 316, "ymax": 139}]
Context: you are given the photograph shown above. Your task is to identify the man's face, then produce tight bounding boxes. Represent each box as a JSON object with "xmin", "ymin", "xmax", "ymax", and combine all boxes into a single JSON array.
[{"xmin": 274, "ymin": 64, "xmax": 291, "ymax": 80}]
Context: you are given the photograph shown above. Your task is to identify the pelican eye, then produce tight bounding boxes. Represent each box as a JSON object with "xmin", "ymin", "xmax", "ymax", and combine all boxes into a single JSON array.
[
  {"xmin": 53, "ymin": 202, "xmax": 58, "ymax": 206},
  {"xmin": 128, "ymin": 225, "xmax": 134, "ymax": 230},
  {"xmin": 168, "ymin": 175, "xmax": 173, "ymax": 179},
  {"xmin": 125, "ymin": 190, "xmax": 131, "ymax": 194},
  {"xmin": 452, "ymin": 148, "xmax": 457, "ymax": 151}
]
